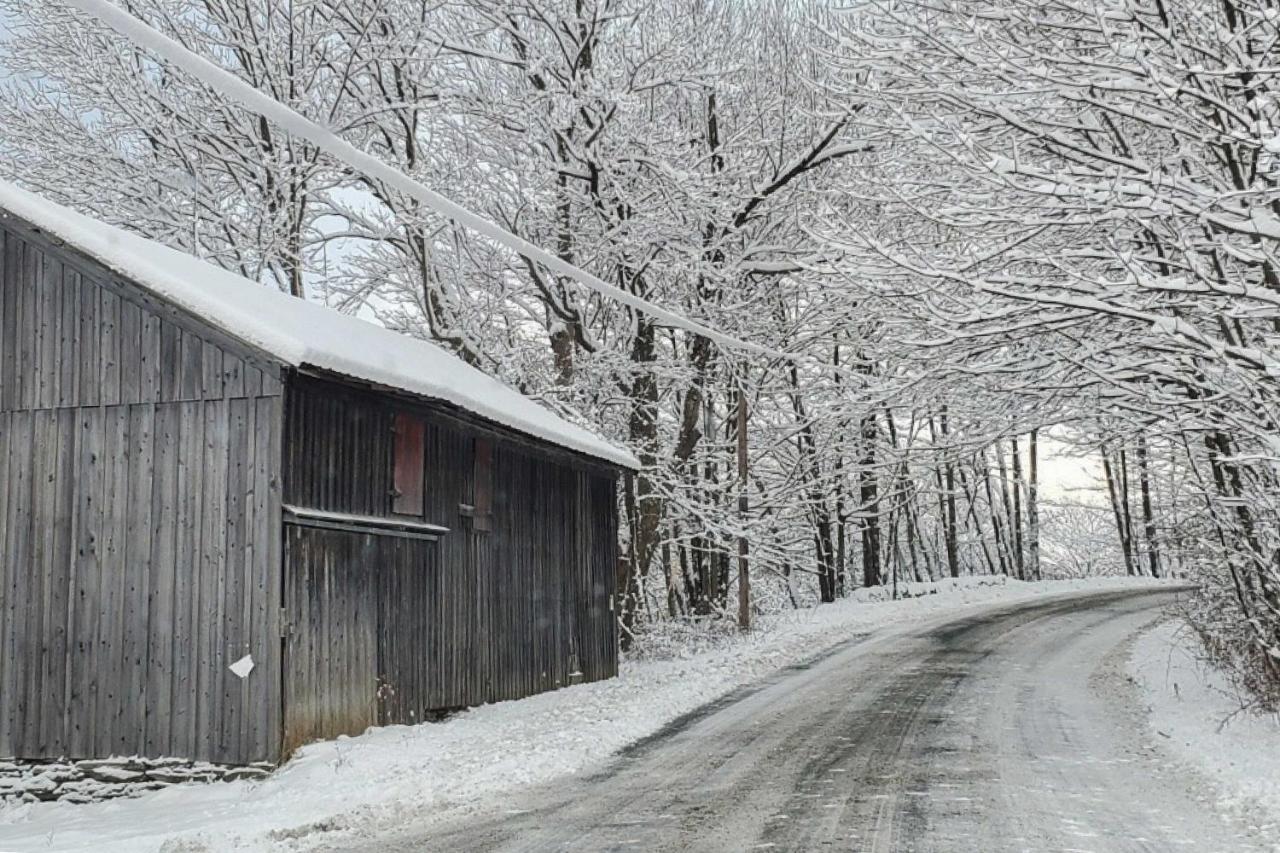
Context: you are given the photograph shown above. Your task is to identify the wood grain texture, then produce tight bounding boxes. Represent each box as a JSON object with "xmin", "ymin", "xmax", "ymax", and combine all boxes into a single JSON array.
[
  {"xmin": 0, "ymin": 213, "xmax": 618, "ymax": 767},
  {"xmin": 0, "ymin": 221, "xmax": 284, "ymax": 765},
  {"xmin": 0, "ymin": 221, "xmax": 277, "ymax": 415},
  {"xmin": 281, "ymin": 376, "xmax": 620, "ymax": 751}
]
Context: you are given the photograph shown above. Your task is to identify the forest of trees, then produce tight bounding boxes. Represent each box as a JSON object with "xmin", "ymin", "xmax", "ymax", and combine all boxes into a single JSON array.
[{"xmin": 1, "ymin": 0, "xmax": 1277, "ymax": 707}]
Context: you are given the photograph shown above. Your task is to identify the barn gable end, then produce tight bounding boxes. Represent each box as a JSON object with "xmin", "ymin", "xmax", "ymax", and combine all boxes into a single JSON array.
[{"xmin": 0, "ymin": 220, "xmax": 285, "ymax": 765}]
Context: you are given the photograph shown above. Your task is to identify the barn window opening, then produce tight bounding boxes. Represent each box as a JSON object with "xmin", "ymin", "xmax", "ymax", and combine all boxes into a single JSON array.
[
  {"xmin": 391, "ymin": 412, "xmax": 425, "ymax": 516},
  {"xmin": 473, "ymin": 436, "xmax": 494, "ymax": 532}
]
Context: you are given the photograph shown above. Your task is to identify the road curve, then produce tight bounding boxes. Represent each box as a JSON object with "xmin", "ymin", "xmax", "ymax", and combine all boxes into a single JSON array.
[{"xmin": 332, "ymin": 589, "xmax": 1270, "ymax": 852}]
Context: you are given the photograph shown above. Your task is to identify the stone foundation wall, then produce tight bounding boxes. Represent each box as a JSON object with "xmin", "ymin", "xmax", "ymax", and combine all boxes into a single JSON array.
[{"xmin": 0, "ymin": 757, "xmax": 274, "ymax": 804}]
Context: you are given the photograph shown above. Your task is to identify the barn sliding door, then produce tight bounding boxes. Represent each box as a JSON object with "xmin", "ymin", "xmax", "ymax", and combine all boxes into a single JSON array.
[{"xmin": 281, "ymin": 524, "xmax": 438, "ymax": 754}]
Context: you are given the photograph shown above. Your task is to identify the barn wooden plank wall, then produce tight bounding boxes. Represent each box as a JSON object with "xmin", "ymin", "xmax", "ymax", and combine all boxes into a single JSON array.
[
  {"xmin": 0, "ymin": 213, "xmax": 621, "ymax": 765},
  {"xmin": 282, "ymin": 376, "xmax": 618, "ymax": 748},
  {"xmin": 0, "ymin": 224, "xmax": 281, "ymax": 413},
  {"xmin": 282, "ymin": 526, "xmax": 439, "ymax": 752},
  {"xmin": 0, "ymin": 223, "xmax": 284, "ymax": 765}
]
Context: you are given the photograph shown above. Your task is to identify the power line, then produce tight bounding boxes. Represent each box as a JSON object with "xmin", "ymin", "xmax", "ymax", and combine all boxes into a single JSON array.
[{"xmin": 62, "ymin": 0, "xmax": 783, "ymax": 360}]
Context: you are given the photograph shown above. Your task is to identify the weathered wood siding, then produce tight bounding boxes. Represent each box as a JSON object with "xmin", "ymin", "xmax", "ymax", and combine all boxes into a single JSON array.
[
  {"xmin": 0, "ymin": 224, "xmax": 281, "ymax": 411},
  {"xmin": 282, "ymin": 375, "xmax": 618, "ymax": 748},
  {"xmin": 282, "ymin": 526, "xmax": 440, "ymax": 752},
  {"xmin": 0, "ymin": 221, "xmax": 284, "ymax": 765}
]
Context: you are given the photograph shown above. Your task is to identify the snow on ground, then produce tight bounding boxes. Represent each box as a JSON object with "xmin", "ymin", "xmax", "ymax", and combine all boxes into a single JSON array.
[
  {"xmin": 1129, "ymin": 618, "xmax": 1280, "ymax": 837},
  {"xmin": 0, "ymin": 575, "xmax": 1169, "ymax": 853}
]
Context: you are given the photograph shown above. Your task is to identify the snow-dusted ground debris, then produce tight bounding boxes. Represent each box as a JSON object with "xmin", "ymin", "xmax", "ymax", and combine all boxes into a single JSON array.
[
  {"xmin": 0, "ymin": 575, "xmax": 1169, "ymax": 853},
  {"xmin": 1129, "ymin": 618, "xmax": 1280, "ymax": 835}
]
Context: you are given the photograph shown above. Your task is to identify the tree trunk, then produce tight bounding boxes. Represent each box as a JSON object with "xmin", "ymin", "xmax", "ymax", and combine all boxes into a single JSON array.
[
  {"xmin": 1101, "ymin": 443, "xmax": 1136, "ymax": 576},
  {"xmin": 677, "ymin": 519, "xmax": 693, "ymax": 613},
  {"xmin": 736, "ymin": 385, "xmax": 751, "ymax": 630},
  {"xmin": 622, "ymin": 317, "xmax": 663, "ymax": 642},
  {"xmin": 938, "ymin": 410, "xmax": 960, "ymax": 578},
  {"xmin": 620, "ymin": 473, "xmax": 640, "ymax": 649},
  {"xmin": 958, "ymin": 463, "xmax": 997, "ymax": 575},
  {"xmin": 1009, "ymin": 438, "xmax": 1026, "ymax": 580},
  {"xmin": 662, "ymin": 525, "xmax": 678, "ymax": 617},
  {"xmin": 704, "ymin": 394, "xmax": 726, "ymax": 611},
  {"xmin": 786, "ymin": 361, "xmax": 837, "ymax": 600},
  {"xmin": 1027, "ymin": 429, "xmax": 1040, "ymax": 581},
  {"xmin": 884, "ymin": 409, "xmax": 924, "ymax": 582},
  {"xmin": 859, "ymin": 411, "xmax": 882, "ymax": 587},
  {"xmin": 833, "ymin": 346, "xmax": 848, "ymax": 597},
  {"xmin": 982, "ymin": 449, "xmax": 1012, "ymax": 576},
  {"xmin": 1136, "ymin": 433, "xmax": 1161, "ymax": 578},
  {"xmin": 550, "ymin": 326, "xmax": 575, "ymax": 385},
  {"xmin": 1119, "ymin": 447, "xmax": 1138, "ymax": 578}
]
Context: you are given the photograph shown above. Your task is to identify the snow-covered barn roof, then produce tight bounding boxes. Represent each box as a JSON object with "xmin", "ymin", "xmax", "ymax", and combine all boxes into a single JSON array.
[{"xmin": 0, "ymin": 180, "xmax": 639, "ymax": 469}]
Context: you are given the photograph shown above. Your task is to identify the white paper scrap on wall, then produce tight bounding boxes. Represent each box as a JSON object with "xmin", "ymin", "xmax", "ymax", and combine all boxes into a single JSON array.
[{"xmin": 229, "ymin": 654, "xmax": 255, "ymax": 679}]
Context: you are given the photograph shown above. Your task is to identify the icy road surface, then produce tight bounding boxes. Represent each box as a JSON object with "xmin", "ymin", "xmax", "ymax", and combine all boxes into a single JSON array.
[{"xmin": 329, "ymin": 589, "xmax": 1270, "ymax": 852}]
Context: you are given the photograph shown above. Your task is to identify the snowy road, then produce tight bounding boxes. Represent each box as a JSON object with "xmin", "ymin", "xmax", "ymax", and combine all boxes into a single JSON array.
[{"xmin": 329, "ymin": 589, "xmax": 1267, "ymax": 852}]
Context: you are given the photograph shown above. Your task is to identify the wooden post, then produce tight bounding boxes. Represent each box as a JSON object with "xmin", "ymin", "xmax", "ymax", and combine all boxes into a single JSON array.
[{"xmin": 736, "ymin": 383, "xmax": 750, "ymax": 631}]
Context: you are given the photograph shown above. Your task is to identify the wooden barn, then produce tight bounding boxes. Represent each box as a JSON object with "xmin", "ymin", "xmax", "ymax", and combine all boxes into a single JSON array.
[{"xmin": 0, "ymin": 182, "xmax": 636, "ymax": 766}]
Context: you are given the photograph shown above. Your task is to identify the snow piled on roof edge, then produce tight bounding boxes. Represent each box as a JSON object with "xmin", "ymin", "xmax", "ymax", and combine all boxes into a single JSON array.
[{"xmin": 0, "ymin": 180, "xmax": 638, "ymax": 469}]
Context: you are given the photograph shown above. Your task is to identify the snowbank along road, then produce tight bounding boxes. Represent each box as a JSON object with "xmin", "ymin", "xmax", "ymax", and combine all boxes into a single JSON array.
[{"xmin": 328, "ymin": 588, "xmax": 1272, "ymax": 852}]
